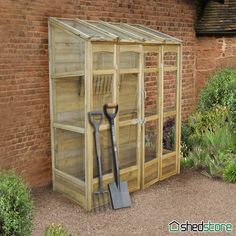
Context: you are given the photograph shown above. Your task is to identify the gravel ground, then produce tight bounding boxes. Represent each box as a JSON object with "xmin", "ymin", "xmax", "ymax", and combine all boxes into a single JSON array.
[{"xmin": 32, "ymin": 170, "xmax": 236, "ymax": 236}]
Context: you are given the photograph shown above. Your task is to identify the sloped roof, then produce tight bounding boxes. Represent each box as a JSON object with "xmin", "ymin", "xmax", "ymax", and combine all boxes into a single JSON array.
[
  {"xmin": 196, "ymin": 0, "xmax": 236, "ymax": 35},
  {"xmin": 49, "ymin": 18, "xmax": 181, "ymax": 44}
]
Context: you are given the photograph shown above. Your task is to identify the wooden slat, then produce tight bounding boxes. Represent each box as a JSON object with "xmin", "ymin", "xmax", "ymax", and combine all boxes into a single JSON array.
[
  {"xmin": 144, "ymin": 159, "xmax": 159, "ymax": 186},
  {"xmin": 120, "ymin": 45, "xmax": 142, "ymax": 53},
  {"xmin": 160, "ymin": 170, "xmax": 177, "ymax": 181},
  {"xmin": 48, "ymin": 22, "xmax": 56, "ymax": 190},
  {"xmin": 145, "ymin": 115, "xmax": 159, "ymax": 122},
  {"xmin": 144, "ymin": 68, "xmax": 159, "ymax": 73},
  {"xmin": 162, "ymin": 155, "xmax": 176, "ymax": 167},
  {"xmin": 143, "ymin": 45, "xmax": 159, "ymax": 53},
  {"xmin": 163, "ymin": 110, "xmax": 176, "ymax": 117},
  {"xmin": 92, "ymin": 43, "xmax": 114, "ymax": 53},
  {"xmin": 176, "ymin": 45, "xmax": 182, "ymax": 174},
  {"xmin": 85, "ymin": 41, "xmax": 93, "ymax": 211},
  {"xmin": 158, "ymin": 46, "xmax": 164, "ymax": 180},
  {"xmin": 120, "ymin": 68, "xmax": 139, "ymax": 74},
  {"xmin": 162, "ymin": 151, "xmax": 176, "ymax": 160},
  {"xmin": 119, "ymin": 119, "xmax": 138, "ymax": 127},
  {"xmin": 53, "ymin": 122, "xmax": 85, "ymax": 134},
  {"xmin": 137, "ymin": 44, "xmax": 143, "ymax": 189},
  {"xmin": 93, "ymin": 166, "xmax": 139, "ymax": 194},
  {"xmin": 93, "ymin": 69, "xmax": 114, "ymax": 75},
  {"xmin": 54, "ymin": 171, "xmax": 85, "ymax": 207},
  {"xmin": 140, "ymin": 45, "xmax": 145, "ymax": 188},
  {"xmin": 163, "ymin": 45, "xmax": 179, "ymax": 53},
  {"xmin": 163, "ymin": 66, "xmax": 177, "ymax": 72},
  {"xmin": 54, "ymin": 169, "xmax": 85, "ymax": 189},
  {"xmin": 52, "ymin": 71, "xmax": 85, "ymax": 79}
]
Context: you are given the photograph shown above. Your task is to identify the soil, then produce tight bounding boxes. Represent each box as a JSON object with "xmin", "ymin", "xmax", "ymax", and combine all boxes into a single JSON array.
[{"xmin": 32, "ymin": 170, "xmax": 236, "ymax": 236}]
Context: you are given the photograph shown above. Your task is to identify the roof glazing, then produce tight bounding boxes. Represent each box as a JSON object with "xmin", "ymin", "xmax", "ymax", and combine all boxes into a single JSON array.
[{"xmin": 50, "ymin": 18, "xmax": 181, "ymax": 44}]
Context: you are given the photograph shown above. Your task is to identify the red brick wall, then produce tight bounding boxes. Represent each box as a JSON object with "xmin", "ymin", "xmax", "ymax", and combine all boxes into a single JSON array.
[
  {"xmin": 196, "ymin": 36, "xmax": 236, "ymax": 96},
  {"xmin": 0, "ymin": 0, "xmax": 197, "ymax": 187}
]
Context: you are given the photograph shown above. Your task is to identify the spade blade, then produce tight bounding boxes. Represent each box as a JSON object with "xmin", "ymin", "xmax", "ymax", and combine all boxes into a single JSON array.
[{"xmin": 108, "ymin": 181, "xmax": 131, "ymax": 210}]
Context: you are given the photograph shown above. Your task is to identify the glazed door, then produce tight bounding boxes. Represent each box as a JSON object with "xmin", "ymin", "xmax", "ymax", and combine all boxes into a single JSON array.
[
  {"xmin": 142, "ymin": 46, "xmax": 161, "ymax": 188},
  {"xmin": 117, "ymin": 45, "xmax": 142, "ymax": 192}
]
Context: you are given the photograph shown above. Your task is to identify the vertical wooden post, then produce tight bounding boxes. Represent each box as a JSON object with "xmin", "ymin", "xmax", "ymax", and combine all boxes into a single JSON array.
[
  {"xmin": 48, "ymin": 22, "xmax": 56, "ymax": 190},
  {"xmin": 158, "ymin": 45, "xmax": 164, "ymax": 179},
  {"xmin": 85, "ymin": 41, "xmax": 93, "ymax": 211},
  {"xmin": 139, "ymin": 44, "xmax": 145, "ymax": 189},
  {"xmin": 176, "ymin": 45, "xmax": 182, "ymax": 174}
]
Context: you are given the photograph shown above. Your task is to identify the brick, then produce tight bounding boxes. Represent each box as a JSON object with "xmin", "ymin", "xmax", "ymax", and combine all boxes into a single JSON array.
[{"xmin": 0, "ymin": 0, "xmax": 235, "ymax": 187}]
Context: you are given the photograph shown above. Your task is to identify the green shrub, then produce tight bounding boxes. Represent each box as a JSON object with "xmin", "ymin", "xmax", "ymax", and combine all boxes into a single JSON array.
[
  {"xmin": 181, "ymin": 123, "xmax": 193, "ymax": 157},
  {"xmin": 189, "ymin": 105, "xmax": 229, "ymax": 135},
  {"xmin": 44, "ymin": 224, "xmax": 71, "ymax": 236},
  {"xmin": 180, "ymin": 156, "xmax": 194, "ymax": 168},
  {"xmin": 228, "ymin": 82, "xmax": 236, "ymax": 131},
  {"xmin": 182, "ymin": 105, "xmax": 229, "ymax": 155},
  {"xmin": 197, "ymin": 67, "xmax": 236, "ymax": 111},
  {"xmin": 182, "ymin": 68, "xmax": 236, "ymax": 181},
  {"xmin": 0, "ymin": 172, "xmax": 33, "ymax": 236},
  {"xmin": 223, "ymin": 161, "xmax": 236, "ymax": 183},
  {"xmin": 186, "ymin": 125, "xmax": 236, "ymax": 178}
]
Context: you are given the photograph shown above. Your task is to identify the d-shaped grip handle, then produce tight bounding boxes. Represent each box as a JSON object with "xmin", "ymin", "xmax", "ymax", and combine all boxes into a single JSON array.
[
  {"xmin": 103, "ymin": 103, "xmax": 118, "ymax": 120},
  {"xmin": 88, "ymin": 111, "xmax": 103, "ymax": 129}
]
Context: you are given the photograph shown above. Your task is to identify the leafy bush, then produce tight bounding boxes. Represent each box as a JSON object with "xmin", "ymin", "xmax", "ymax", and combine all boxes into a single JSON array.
[
  {"xmin": 181, "ymin": 123, "xmax": 193, "ymax": 157},
  {"xmin": 44, "ymin": 224, "xmax": 71, "ymax": 236},
  {"xmin": 184, "ymin": 124, "xmax": 236, "ymax": 178},
  {"xmin": 181, "ymin": 105, "xmax": 229, "ymax": 156},
  {"xmin": 0, "ymin": 172, "xmax": 33, "ymax": 236},
  {"xmin": 197, "ymin": 67, "xmax": 236, "ymax": 111},
  {"xmin": 228, "ymin": 82, "xmax": 236, "ymax": 131},
  {"xmin": 223, "ymin": 161, "xmax": 236, "ymax": 183},
  {"xmin": 182, "ymin": 68, "xmax": 236, "ymax": 181},
  {"xmin": 180, "ymin": 156, "xmax": 194, "ymax": 168},
  {"xmin": 189, "ymin": 105, "xmax": 229, "ymax": 134}
]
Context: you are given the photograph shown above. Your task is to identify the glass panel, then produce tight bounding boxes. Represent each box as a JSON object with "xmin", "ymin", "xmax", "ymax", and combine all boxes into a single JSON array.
[
  {"xmin": 119, "ymin": 73, "xmax": 138, "ymax": 121},
  {"xmin": 90, "ymin": 22, "xmax": 133, "ymax": 40},
  {"xmin": 93, "ymin": 51, "xmax": 113, "ymax": 70},
  {"xmin": 120, "ymin": 52, "xmax": 139, "ymax": 69},
  {"xmin": 93, "ymin": 129, "xmax": 112, "ymax": 178},
  {"xmin": 145, "ymin": 120, "xmax": 158, "ymax": 162},
  {"xmin": 61, "ymin": 19, "xmax": 111, "ymax": 39},
  {"xmin": 54, "ymin": 76, "xmax": 85, "ymax": 127},
  {"xmin": 112, "ymin": 23, "xmax": 156, "ymax": 41},
  {"xmin": 163, "ymin": 116, "xmax": 176, "ymax": 155},
  {"xmin": 144, "ymin": 51, "xmax": 159, "ymax": 68},
  {"xmin": 144, "ymin": 72, "xmax": 159, "ymax": 117},
  {"xmin": 163, "ymin": 70, "xmax": 177, "ymax": 112},
  {"xmin": 164, "ymin": 52, "xmax": 177, "ymax": 67},
  {"xmin": 54, "ymin": 28, "xmax": 85, "ymax": 75},
  {"xmin": 132, "ymin": 24, "xmax": 174, "ymax": 41},
  {"xmin": 55, "ymin": 129, "xmax": 85, "ymax": 181},
  {"xmin": 92, "ymin": 74, "xmax": 113, "ymax": 124},
  {"xmin": 119, "ymin": 124, "xmax": 137, "ymax": 169}
]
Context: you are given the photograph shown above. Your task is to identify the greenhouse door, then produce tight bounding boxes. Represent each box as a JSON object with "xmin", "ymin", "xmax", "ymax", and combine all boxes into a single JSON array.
[
  {"xmin": 117, "ymin": 45, "xmax": 142, "ymax": 192},
  {"xmin": 142, "ymin": 46, "xmax": 161, "ymax": 188}
]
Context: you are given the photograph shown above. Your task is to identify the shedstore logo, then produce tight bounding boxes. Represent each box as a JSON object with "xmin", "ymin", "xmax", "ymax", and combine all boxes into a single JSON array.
[{"xmin": 168, "ymin": 220, "xmax": 233, "ymax": 233}]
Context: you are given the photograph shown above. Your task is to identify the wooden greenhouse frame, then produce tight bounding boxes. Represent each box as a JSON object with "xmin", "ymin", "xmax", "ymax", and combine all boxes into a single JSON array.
[{"xmin": 48, "ymin": 17, "xmax": 182, "ymax": 211}]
